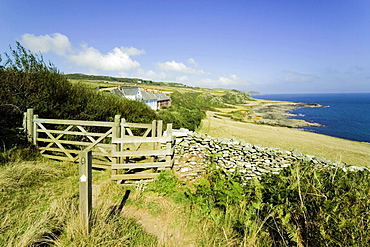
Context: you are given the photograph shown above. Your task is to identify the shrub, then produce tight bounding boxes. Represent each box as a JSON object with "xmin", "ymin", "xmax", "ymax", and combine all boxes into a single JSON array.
[{"xmin": 183, "ymin": 162, "xmax": 370, "ymax": 245}]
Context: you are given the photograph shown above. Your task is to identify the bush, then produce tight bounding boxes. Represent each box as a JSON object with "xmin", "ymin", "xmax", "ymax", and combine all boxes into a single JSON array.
[{"xmin": 184, "ymin": 162, "xmax": 370, "ymax": 245}]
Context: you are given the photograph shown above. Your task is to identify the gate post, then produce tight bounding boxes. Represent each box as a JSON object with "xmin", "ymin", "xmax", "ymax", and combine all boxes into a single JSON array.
[
  {"xmin": 79, "ymin": 150, "xmax": 92, "ymax": 234},
  {"xmin": 33, "ymin": 114, "xmax": 38, "ymax": 145},
  {"xmin": 26, "ymin": 109, "xmax": 34, "ymax": 143},
  {"xmin": 112, "ymin": 115, "xmax": 121, "ymax": 170}
]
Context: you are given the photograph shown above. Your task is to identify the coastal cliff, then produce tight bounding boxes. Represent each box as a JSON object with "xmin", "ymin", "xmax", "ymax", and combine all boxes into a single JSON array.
[{"xmin": 251, "ymin": 102, "xmax": 324, "ymax": 128}]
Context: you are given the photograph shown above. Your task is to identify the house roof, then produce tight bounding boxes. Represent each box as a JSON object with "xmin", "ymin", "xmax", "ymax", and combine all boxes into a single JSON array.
[
  {"xmin": 141, "ymin": 91, "xmax": 157, "ymax": 101},
  {"xmin": 111, "ymin": 88, "xmax": 125, "ymax": 97},
  {"xmin": 120, "ymin": 87, "xmax": 140, "ymax": 96},
  {"xmin": 154, "ymin": 93, "xmax": 171, "ymax": 101}
]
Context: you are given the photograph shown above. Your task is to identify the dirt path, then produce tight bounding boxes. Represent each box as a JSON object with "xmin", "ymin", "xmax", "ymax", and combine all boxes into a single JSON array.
[
  {"xmin": 122, "ymin": 205, "xmax": 196, "ymax": 247},
  {"xmin": 92, "ymin": 180, "xmax": 196, "ymax": 246}
]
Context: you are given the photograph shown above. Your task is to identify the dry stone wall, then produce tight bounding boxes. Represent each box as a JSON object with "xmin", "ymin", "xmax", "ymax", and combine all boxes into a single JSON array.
[{"xmin": 173, "ymin": 130, "xmax": 368, "ymax": 183}]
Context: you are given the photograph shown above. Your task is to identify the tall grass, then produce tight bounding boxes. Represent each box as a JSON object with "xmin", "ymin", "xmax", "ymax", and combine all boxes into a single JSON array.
[
  {"xmin": 0, "ymin": 157, "xmax": 157, "ymax": 246},
  {"xmin": 145, "ymin": 163, "xmax": 370, "ymax": 246}
]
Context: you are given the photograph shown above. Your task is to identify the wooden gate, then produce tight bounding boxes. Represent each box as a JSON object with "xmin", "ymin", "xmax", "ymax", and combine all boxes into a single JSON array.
[
  {"xmin": 111, "ymin": 120, "xmax": 175, "ymax": 180},
  {"xmin": 24, "ymin": 109, "xmax": 175, "ymax": 178}
]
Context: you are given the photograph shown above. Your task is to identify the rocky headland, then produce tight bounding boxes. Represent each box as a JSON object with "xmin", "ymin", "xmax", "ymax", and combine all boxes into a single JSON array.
[{"xmin": 249, "ymin": 102, "xmax": 324, "ymax": 128}]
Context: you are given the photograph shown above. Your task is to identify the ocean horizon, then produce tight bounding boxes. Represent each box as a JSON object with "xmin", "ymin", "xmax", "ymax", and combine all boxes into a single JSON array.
[{"xmin": 253, "ymin": 93, "xmax": 370, "ymax": 143}]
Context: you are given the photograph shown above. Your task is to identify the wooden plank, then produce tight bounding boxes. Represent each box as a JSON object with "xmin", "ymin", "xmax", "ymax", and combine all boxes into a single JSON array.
[
  {"xmin": 37, "ymin": 129, "xmax": 112, "ymax": 137},
  {"xmin": 36, "ymin": 138, "xmax": 114, "ymax": 148},
  {"xmin": 123, "ymin": 123, "xmax": 152, "ymax": 128},
  {"xmin": 38, "ymin": 147, "xmax": 113, "ymax": 157},
  {"xmin": 112, "ymin": 148, "xmax": 174, "ymax": 157},
  {"xmin": 112, "ymin": 136, "xmax": 171, "ymax": 144},
  {"xmin": 112, "ymin": 161, "xmax": 171, "ymax": 169},
  {"xmin": 35, "ymin": 118, "xmax": 115, "ymax": 127},
  {"xmin": 111, "ymin": 173, "xmax": 160, "ymax": 180}
]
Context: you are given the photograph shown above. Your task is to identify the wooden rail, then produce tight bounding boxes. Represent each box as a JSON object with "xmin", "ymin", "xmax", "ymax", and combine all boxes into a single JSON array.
[{"xmin": 24, "ymin": 109, "xmax": 175, "ymax": 180}]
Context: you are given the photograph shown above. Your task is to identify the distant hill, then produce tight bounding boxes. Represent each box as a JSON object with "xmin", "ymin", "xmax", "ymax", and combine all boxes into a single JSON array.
[
  {"xmin": 247, "ymin": 90, "xmax": 261, "ymax": 95},
  {"xmin": 65, "ymin": 73, "xmax": 187, "ymax": 88}
]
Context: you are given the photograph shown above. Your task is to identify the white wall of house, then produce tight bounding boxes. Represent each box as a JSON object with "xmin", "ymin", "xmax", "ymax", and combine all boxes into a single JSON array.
[{"xmin": 145, "ymin": 99, "xmax": 157, "ymax": 110}]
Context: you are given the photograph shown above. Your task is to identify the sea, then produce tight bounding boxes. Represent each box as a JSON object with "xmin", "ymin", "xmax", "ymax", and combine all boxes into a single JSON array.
[{"xmin": 252, "ymin": 93, "xmax": 370, "ymax": 143}]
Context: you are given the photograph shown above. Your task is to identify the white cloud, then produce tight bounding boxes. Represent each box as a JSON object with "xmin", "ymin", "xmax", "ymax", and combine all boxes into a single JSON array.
[
  {"xmin": 68, "ymin": 45, "xmax": 141, "ymax": 71},
  {"xmin": 187, "ymin": 58, "xmax": 198, "ymax": 66},
  {"xmin": 198, "ymin": 74, "xmax": 250, "ymax": 88},
  {"xmin": 157, "ymin": 60, "xmax": 205, "ymax": 75},
  {"xmin": 20, "ymin": 33, "xmax": 145, "ymax": 72},
  {"xmin": 119, "ymin": 47, "xmax": 146, "ymax": 56},
  {"xmin": 20, "ymin": 33, "xmax": 72, "ymax": 56},
  {"xmin": 281, "ymin": 71, "xmax": 320, "ymax": 83}
]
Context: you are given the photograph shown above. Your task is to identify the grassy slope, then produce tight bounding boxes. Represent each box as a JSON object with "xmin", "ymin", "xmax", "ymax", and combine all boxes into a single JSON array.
[{"xmin": 199, "ymin": 112, "xmax": 370, "ymax": 167}]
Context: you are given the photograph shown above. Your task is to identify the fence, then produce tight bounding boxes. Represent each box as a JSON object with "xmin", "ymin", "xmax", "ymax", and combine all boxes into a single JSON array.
[{"xmin": 24, "ymin": 109, "xmax": 175, "ymax": 180}]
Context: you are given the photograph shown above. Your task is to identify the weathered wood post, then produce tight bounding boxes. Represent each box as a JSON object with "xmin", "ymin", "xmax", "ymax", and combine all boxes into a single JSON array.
[
  {"xmin": 79, "ymin": 150, "xmax": 92, "ymax": 234},
  {"xmin": 156, "ymin": 120, "xmax": 163, "ymax": 149},
  {"xmin": 166, "ymin": 123, "xmax": 174, "ymax": 169},
  {"xmin": 112, "ymin": 115, "xmax": 121, "ymax": 174},
  {"xmin": 151, "ymin": 120, "xmax": 157, "ymax": 162},
  {"xmin": 26, "ymin": 109, "xmax": 34, "ymax": 143},
  {"xmin": 33, "ymin": 114, "xmax": 38, "ymax": 145},
  {"xmin": 120, "ymin": 118, "xmax": 130, "ymax": 165}
]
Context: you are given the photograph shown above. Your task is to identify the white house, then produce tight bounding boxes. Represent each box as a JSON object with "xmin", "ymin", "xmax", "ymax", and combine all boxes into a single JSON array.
[
  {"xmin": 141, "ymin": 90, "xmax": 158, "ymax": 110},
  {"xmin": 112, "ymin": 86, "xmax": 170, "ymax": 111}
]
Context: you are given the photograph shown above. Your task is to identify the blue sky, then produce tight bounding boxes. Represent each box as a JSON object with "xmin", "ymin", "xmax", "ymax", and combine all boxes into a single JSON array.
[{"xmin": 1, "ymin": 0, "xmax": 370, "ymax": 94}]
